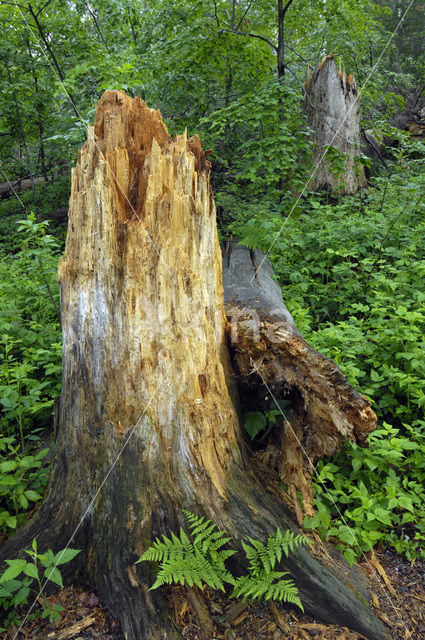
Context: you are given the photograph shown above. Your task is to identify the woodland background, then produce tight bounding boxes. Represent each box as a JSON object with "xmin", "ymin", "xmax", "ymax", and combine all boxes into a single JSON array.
[{"xmin": 0, "ymin": 0, "xmax": 425, "ymax": 630}]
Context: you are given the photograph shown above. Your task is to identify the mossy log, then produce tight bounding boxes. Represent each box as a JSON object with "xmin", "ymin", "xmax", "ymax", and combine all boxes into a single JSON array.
[{"xmin": 0, "ymin": 91, "xmax": 389, "ymax": 640}]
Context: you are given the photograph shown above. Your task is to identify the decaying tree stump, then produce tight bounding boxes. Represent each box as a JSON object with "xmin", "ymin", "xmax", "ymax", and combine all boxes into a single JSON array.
[
  {"xmin": 305, "ymin": 55, "xmax": 367, "ymax": 194},
  {"xmin": 1, "ymin": 91, "xmax": 389, "ymax": 640}
]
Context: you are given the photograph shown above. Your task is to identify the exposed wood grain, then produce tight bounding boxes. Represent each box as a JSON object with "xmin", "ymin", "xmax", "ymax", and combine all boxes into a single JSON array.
[{"xmin": 305, "ymin": 55, "xmax": 367, "ymax": 194}]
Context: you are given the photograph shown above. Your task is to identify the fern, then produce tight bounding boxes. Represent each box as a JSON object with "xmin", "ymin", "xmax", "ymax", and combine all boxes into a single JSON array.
[
  {"xmin": 232, "ymin": 572, "xmax": 303, "ymax": 610},
  {"xmin": 232, "ymin": 528, "xmax": 307, "ymax": 611},
  {"xmin": 137, "ymin": 512, "xmax": 236, "ymax": 591},
  {"xmin": 243, "ymin": 528, "xmax": 307, "ymax": 572},
  {"xmin": 137, "ymin": 514, "xmax": 306, "ymax": 611}
]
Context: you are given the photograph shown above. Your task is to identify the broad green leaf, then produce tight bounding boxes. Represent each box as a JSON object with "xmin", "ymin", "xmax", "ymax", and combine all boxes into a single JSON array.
[
  {"xmin": 242, "ymin": 412, "xmax": 267, "ymax": 439},
  {"xmin": 44, "ymin": 567, "xmax": 63, "ymax": 587},
  {"xmin": 0, "ymin": 560, "xmax": 27, "ymax": 583},
  {"xmin": 53, "ymin": 548, "xmax": 81, "ymax": 565}
]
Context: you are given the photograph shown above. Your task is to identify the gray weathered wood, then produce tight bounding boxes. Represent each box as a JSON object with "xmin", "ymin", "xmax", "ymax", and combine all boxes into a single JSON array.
[{"xmin": 305, "ymin": 55, "xmax": 367, "ymax": 194}]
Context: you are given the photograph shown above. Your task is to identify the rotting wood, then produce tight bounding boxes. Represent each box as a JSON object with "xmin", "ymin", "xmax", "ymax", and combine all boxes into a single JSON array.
[
  {"xmin": 47, "ymin": 613, "xmax": 96, "ymax": 639},
  {"xmin": 185, "ymin": 585, "xmax": 214, "ymax": 637},
  {"xmin": 222, "ymin": 243, "xmax": 376, "ymax": 517},
  {"xmin": 305, "ymin": 55, "xmax": 367, "ymax": 194}
]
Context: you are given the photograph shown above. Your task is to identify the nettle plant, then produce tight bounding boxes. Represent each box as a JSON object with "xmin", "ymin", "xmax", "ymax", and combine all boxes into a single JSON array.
[
  {"xmin": 304, "ymin": 422, "xmax": 425, "ymax": 565},
  {"xmin": 138, "ymin": 511, "xmax": 306, "ymax": 610},
  {"xmin": 0, "ymin": 538, "xmax": 80, "ymax": 630},
  {"xmin": 0, "ymin": 434, "xmax": 49, "ymax": 535}
]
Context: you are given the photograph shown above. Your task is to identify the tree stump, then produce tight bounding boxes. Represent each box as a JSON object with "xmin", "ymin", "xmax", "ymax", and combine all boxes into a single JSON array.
[
  {"xmin": 305, "ymin": 55, "xmax": 367, "ymax": 194},
  {"xmin": 1, "ymin": 91, "xmax": 389, "ymax": 640}
]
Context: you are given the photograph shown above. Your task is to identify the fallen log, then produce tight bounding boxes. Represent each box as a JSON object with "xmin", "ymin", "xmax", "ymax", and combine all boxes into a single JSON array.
[
  {"xmin": 222, "ymin": 242, "xmax": 376, "ymax": 518},
  {"xmin": 0, "ymin": 175, "xmax": 46, "ymax": 198}
]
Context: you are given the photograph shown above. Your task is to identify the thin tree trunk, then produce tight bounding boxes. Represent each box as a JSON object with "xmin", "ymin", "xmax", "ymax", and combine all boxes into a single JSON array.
[
  {"xmin": 27, "ymin": 4, "xmax": 79, "ymax": 118},
  {"xmin": 86, "ymin": 3, "xmax": 110, "ymax": 52},
  {"xmin": 1, "ymin": 92, "xmax": 389, "ymax": 640},
  {"xmin": 27, "ymin": 38, "xmax": 49, "ymax": 183},
  {"xmin": 4, "ymin": 59, "xmax": 36, "ymax": 201}
]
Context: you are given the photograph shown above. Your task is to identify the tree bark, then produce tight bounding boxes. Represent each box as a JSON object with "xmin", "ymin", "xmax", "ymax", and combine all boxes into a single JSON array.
[
  {"xmin": 1, "ymin": 91, "xmax": 389, "ymax": 640},
  {"xmin": 305, "ymin": 55, "xmax": 367, "ymax": 194}
]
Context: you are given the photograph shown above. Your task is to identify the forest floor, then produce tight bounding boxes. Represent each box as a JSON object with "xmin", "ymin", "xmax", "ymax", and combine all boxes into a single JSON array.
[{"xmin": 3, "ymin": 549, "xmax": 424, "ymax": 640}]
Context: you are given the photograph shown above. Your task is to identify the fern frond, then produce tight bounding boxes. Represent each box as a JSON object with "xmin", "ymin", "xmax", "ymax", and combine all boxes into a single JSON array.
[
  {"xmin": 138, "ymin": 515, "xmax": 304, "ymax": 613},
  {"xmin": 267, "ymin": 577, "xmax": 304, "ymax": 611},
  {"xmin": 237, "ymin": 528, "xmax": 305, "ymax": 611},
  {"xmin": 241, "ymin": 539, "xmax": 261, "ymax": 573},
  {"xmin": 232, "ymin": 570, "xmax": 303, "ymax": 611},
  {"xmin": 232, "ymin": 573, "xmax": 273, "ymax": 601},
  {"xmin": 139, "ymin": 511, "xmax": 236, "ymax": 592},
  {"xmin": 138, "ymin": 532, "xmax": 186, "ymax": 564}
]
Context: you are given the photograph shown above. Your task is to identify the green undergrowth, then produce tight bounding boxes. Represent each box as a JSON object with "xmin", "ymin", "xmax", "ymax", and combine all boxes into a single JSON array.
[
  {"xmin": 235, "ymin": 141, "xmax": 425, "ymax": 563},
  {"xmin": 0, "ymin": 178, "xmax": 69, "ymax": 254},
  {"xmin": 0, "ymin": 538, "xmax": 80, "ymax": 630},
  {"xmin": 0, "ymin": 215, "xmax": 61, "ymax": 534}
]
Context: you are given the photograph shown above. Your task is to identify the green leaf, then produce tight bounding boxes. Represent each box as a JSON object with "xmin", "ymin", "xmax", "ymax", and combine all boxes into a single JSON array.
[
  {"xmin": 23, "ymin": 563, "xmax": 39, "ymax": 579},
  {"xmin": 0, "ymin": 560, "xmax": 27, "ymax": 583},
  {"xmin": 343, "ymin": 548, "xmax": 357, "ymax": 566},
  {"xmin": 243, "ymin": 412, "xmax": 267, "ymax": 439},
  {"xmin": 0, "ymin": 460, "xmax": 18, "ymax": 473},
  {"xmin": 0, "ymin": 476, "xmax": 18, "ymax": 486},
  {"xmin": 53, "ymin": 548, "xmax": 81, "ymax": 565},
  {"xmin": 44, "ymin": 567, "xmax": 63, "ymax": 587},
  {"xmin": 24, "ymin": 490, "xmax": 42, "ymax": 502},
  {"xmin": 352, "ymin": 457, "xmax": 362, "ymax": 473},
  {"xmin": 373, "ymin": 508, "xmax": 393, "ymax": 525}
]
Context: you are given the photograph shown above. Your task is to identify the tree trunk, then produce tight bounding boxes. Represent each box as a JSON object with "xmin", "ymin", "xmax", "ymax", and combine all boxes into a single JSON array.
[
  {"xmin": 305, "ymin": 55, "xmax": 367, "ymax": 194},
  {"xmin": 1, "ymin": 91, "xmax": 389, "ymax": 640}
]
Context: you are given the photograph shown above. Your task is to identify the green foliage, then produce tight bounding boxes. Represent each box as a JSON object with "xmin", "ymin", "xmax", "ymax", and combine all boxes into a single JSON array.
[
  {"xmin": 199, "ymin": 79, "xmax": 313, "ymax": 230},
  {"xmin": 137, "ymin": 510, "xmax": 236, "ymax": 591},
  {"xmin": 243, "ymin": 412, "xmax": 267, "ymax": 439},
  {"xmin": 231, "ymin": 529, "xmax": 306, "ymax": 609},
  {"xmin": 0, "ymin": 215, "xmax": 62, "ymax": 442},
  {"xmin": 304, "ymin": 422, "xmax": 425, "ymax": 564},
  {"xmin": 0, "ymin": 434, "xmax": 49, "ymax": 535},
  {"xmin": 138, "ymin": 512, "xmax": 305, "ymax": 610},
  {"xmin": 242, "ymin": 409, "xmax": 283, "ymax": 440},
  {"xmin": 232, "ymin": 142, "xmax": 425, "ymax": 565},
  {"xmin": 0, "ymin": 215, "xmax": 60, "ymax": 541},
  {"xmin": 0, "ymin": 538, "xmax": 80, "ymax": 629}
]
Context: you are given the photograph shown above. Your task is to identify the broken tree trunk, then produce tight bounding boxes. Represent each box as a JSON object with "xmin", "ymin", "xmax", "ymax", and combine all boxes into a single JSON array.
[
  {"xmin": 305, "ymin": 55, "xmax": 367, "ymax": 194},
  {"xmin": 1, "ymin": 91, "xmax": 389, "ymax": 640},
  {"xmin": 222, "ymin": 242, "xmax": 376, "ymax": 520}
]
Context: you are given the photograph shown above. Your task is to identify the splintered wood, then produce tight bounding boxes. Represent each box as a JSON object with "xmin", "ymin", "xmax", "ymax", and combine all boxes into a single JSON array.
[
  {"xmin": 226, "ymin": 307, "xmax": 377, "ymax": 516},
  {"xmin": 59, "ymin": 90, "xmax": 241, "ymax": 500},
  {"xmin": 305, "ymin": 54, "xmax": 367, "ymax": 194}
]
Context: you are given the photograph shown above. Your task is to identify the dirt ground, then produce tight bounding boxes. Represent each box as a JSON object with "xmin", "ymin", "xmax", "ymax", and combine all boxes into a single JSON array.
[{"xmin": 3, "ymin": 548, "xmax": 424, "ymax": 640}]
